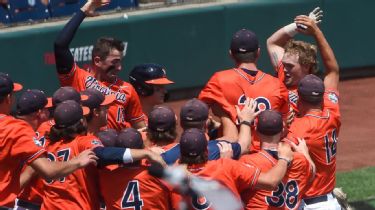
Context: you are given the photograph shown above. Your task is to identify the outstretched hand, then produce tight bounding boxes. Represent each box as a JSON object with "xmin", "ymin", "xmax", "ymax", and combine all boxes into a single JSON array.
[
  {"xmin": 235, "ymin": 97, "xmax": 261, "ymax": 124},
  {"xmin": 75, "ymin": 149, "xmax": 99, "ymax": 168},
  {"xmin": 81, "ymin": 0, "xmax": 111, "ymax": 17},
  {"xmin": 308, "ymin": 7, "xmax": 323, "ymax": 24}
]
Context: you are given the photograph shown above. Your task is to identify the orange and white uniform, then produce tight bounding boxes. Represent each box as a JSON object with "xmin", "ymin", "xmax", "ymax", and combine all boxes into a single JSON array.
[
  {"xmin": 276, "ymin": 62, "xmax": 299, "ymax": 113},
  {"xmin": 240, "ymin": 150, "xmax": 312, "ymax": 210},
  {"xmin": 41, "ymin": 135, "xmax": 103, "ymax": 210},
  {"xmin": 58, "ymin": 64, "xmax": 145, "ymax": 131},
  {"xmin": 99, "ymin": 164, "xmax": 173, "ymax": 210},
  {"xmin": 287, "ymin": 89, "xmax": 340, "ymax": 200},
  {"xmin": 199, "ymin": 68, "xmax": 289, "ymax": 151},
  {"xmin": 0, "ymin": 115, "xmax": 46, "ymax": 207}
]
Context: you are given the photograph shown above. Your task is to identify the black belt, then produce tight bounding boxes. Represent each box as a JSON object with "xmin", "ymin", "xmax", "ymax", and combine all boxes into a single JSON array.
[
  {"xmin": 304, "ymin": 193, "xmax": 334, "ymax": 205},
  {"xmin": 17, "ymin": 199, "xmax": 41, "ymax": 210},
  {"xmin": 0, "ymin": 207, "xmax": 10, "ymax": 210}
]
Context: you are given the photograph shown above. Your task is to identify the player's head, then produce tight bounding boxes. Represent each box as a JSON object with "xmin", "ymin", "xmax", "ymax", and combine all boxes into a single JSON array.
[
  {"xmin": 256, "ymin": 110, "xmax": 283, "ymax": 143},
  {"xmin": 229, "ymin": 29, "xmax": 260, "ymax": 64},
  {"xmin": 180, "ymin": 98, "xmax": 209, "ymax": 130},
  {"xmin": 282, "ymin": 40, "xmax": 318, "ymax": 88},
  {"xmin": 48, "ymin": 100, "xmax": 89, "ymax": 142},
  {"xmin": 51, "ymin": 86, "xmax": 88, "ymax": 117},
  {"xmin": 297, "ymin": 74, "xmax": 325, "ymax": 109},
  {"xmin": 129, "ymin": 63, "xmax": 174, "ymax": 104},
  {"xmin": 117, "ymin": 128, "xmax": 144, "ymax": 149},
  {"xmin": 92, "ymin": 37, "xmax": 125, "ymax": 83},
  {"xmin": 81, "ymin": 88, "xmax": 115, "ymax": 129},
  {"xmin": 180, "ymin": 128, "xmax": 208, "ymax": 165},
  {"xmin": 97, "ymin": 129, "xmax": 118, "ymax": 147},
  {"xmin": 16, "ymin": 89, "xmax": 52, "ymax": 129},
  {"xmin": 147, "ymin": 105, "xmax": 177, "ymax": 145},
  {"xmin": 0, "ymin": 73, "xmax": 23, "ymax": 114}
]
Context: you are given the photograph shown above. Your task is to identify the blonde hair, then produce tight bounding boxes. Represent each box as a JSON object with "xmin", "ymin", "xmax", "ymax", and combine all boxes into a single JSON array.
[{"xmin": 284, "ymin": 40, "xmax": 318, "ymax": 74}]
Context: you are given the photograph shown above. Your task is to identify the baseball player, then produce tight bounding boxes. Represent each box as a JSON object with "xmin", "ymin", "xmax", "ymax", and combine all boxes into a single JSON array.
[
  {"xmin": 129, "ymin": 63, "xmax": 174, "ymax": 117},
  {"xmin": 198, "ymin": 29, "xmax": 289, "ymax": 151},
  {"xmin": 0, "ymin": 73, "xmax": 97, "ymax": 208},
  {"xmin": 81, "ymin": 88, "xmax": 116, "ymax": 134},
  {"xmin": 54, "ymin": 0, "xmax": 145, "ymax": 131},
  {"xmin": 96, "ymin": 128, "xmax": 118, "ymax": 147},
  {"xmin": 14, "ymin": 89, "xmax": 52, "ymax": 210},
  {"xmin": 240, "ymin": 110, "xmax": 314, "ymax": 210},
  {"xmin": 267, "ymin": 7, "xmax": 338, "ymax": 124},
  {"xmin": 99, "ymin": 128, "xmax": 173, "ymax": 210},
  {"xmin": 161, "ymin": 98, "xmax": 260, "ymax": 165},
  {"xmin": 287, "ymin": 73, "xmax": 341, "ymax": 209},
  {"xmin": 172, "ymin": 128, "xmax": 294, "ymax": 209}
]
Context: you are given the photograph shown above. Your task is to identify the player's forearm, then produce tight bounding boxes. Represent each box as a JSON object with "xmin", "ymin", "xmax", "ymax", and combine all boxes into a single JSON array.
[
  {"xmin": 267, "ymin": 26, "xmax": 292, "ymax": 68},
  {"xmin": 20, "ymin": 166, "xmax": 37, "ymax": 189},
  {"xmin": 54, "ymin": 10, "xmax": 86, "ymax": 74},
  {"xmin": 257, "ymin": 160, "xmax": 288, "ymax": 190},
  {"xmin": 238, "ymin": 124, "xmax": 251, "ymax": 154},
  {"xmin": 31, "ymin": 157, "xmax": 82, "ymax": 180}
]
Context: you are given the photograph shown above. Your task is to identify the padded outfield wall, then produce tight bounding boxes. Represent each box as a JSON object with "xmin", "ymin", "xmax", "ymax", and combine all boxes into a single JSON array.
[{"xmin": 0, "ymin": 0, "xmax": 374, "ymax": 95}]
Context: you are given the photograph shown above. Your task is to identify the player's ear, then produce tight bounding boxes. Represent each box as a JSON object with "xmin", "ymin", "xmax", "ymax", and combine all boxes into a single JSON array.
[
  {"xmin": 228, "ymin": 50, "xmax": 233, "ymax": 58},
  {"xmin": 255, "ymin": 48, "xmax": 261, "ymax": 59},
  {"xmin": 93, "ymin": 56, "xmax": 102, "ymax": 66}
]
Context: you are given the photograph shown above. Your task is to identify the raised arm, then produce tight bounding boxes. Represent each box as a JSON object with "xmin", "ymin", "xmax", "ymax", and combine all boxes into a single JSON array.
[
  {"xmin": 54, "ymin": 0, "xmax": 110, "ymax": 74},
  {"xmin": 294, "ymin": 15, "xmax": 339, "ymax": 90},
  {"xmin": 267, "ymin": 7, "xmax": 323, "ymax": 69}
]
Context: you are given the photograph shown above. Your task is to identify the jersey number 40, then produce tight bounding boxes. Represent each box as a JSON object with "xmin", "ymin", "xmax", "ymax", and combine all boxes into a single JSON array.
[{"xmin": 266, "ymin": 180, "xmax": 299, "ymax": 209}]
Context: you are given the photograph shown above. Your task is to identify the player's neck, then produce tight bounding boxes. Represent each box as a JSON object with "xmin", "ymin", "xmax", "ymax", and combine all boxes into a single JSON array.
[
  {"xmin": 237, "ymin": 63, "xmax": 258, "ymax": 71},
  {"xmin": 261, "ymin": 142, "xmax": 278, "ymax": 151},
  {"xmin": 87, "ymin": 123, "xmax": 101, "ymax": 136},
  {"xmin": 141, "ymin": 100, "xmax": 154, "ymax": 116}
]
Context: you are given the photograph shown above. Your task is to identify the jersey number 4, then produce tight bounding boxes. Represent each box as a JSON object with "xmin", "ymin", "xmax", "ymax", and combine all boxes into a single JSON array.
[
  {"xmin": 266, "ymin": 180, "xmax": 299, "ymax": 209},
  {"xmin": 325, "ymin": 129, "xmax": 338, "ymax": 163},
  {"xmin": 121, "ymin": 180, "xmax": 144, "ymax": 210}
]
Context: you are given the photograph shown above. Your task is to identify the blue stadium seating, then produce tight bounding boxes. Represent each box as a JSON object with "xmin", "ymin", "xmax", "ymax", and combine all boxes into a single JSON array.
[
  {"xmin": 0, "ymin": 5, "xmax": 11, "ymax": 24},
  {"xmin": 8, "ymin": 0, "xmax": 49, "ymax": 22},
  {"xmin": 48, "ymin": 0, "xmax": 83, "ymax": 18}
]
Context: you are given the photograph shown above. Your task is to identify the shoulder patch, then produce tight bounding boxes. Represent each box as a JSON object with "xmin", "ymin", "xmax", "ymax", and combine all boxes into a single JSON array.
[
  {"xmin": 91, "ymin": 139, "xmax": 102, "ymax": 146},
  {"xmin": 328, "ymin": 92, "xmax": 338, "ymax": 104}
]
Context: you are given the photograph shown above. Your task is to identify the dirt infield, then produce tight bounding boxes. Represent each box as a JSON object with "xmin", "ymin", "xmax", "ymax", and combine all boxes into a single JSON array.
[{"xmin": 166, "ymin": 76, "xmax": 375, "ymax": 172}]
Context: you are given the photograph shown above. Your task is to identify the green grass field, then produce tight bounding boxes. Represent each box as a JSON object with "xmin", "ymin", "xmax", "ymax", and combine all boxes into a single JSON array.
[{"xmin": 336, "ymin": 167, "xmax": 375, "ymax": 210}]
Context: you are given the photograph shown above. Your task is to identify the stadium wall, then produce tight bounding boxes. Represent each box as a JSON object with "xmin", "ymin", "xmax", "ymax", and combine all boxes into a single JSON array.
[{"xmin": 1, "ymin": 0, "xmax": 374, "ymax": 95}]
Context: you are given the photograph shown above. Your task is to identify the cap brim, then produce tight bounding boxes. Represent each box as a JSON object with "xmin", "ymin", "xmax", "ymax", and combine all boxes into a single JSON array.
[
  {"xmin": 80, "ymin": 94, "xmax": 89, "ymax": 101},
  {"xmin": 13, "ymin": 83, "xmax": 23, "ymax": 92},
  {"xmin": 145, "ymin": 78, "xmax": 174, "ymax": 85},
  {"xmin": 45, "ymin": 97, "xmax": 53, "ymax": 108},
  {"xmin": 82, "ymin": 106, "xmax": 90, "ymax": 116},
  {"xmin": 101, "ymin": 94, "xmax": 116, "ymax": 106}
]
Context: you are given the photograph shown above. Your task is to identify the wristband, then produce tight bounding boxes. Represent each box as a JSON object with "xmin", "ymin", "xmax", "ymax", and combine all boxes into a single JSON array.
[
  {"xmin": 123, "ymin": 148, "xmax": 133, "ymax": 164},
  {"xmin": 240, "ymin": 120, "xmax": 252, "ymax": 127},
  {"xmin": 283, "ymin": 23, "xmax": 298, "ymax": 37},
  {"xmin": 278, "ymin": 157, "xmax": 291, "ymax": 167}
]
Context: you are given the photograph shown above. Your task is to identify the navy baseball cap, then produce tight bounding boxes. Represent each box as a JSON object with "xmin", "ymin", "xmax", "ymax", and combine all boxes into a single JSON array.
[
  {"xmin": 54, "ymin": 100, "xmax": 90, "ymax": 128},
  {"xmin": 0, "ymin": 73, "xmax": 23, "ymax": 99},
  {"xmin": 230, "ymin": 29, "xmax": 259, "ymax": 53},
  {"xmin": 257, "ymin": 110, "xmax": 283, "ymax": 136},
  {"xmin": 148, "ymin": 105, "xmax": 176, "ymax": 132},
  {"xmin": 97, "ymin": 129, "xmax": 118, "ymax": 147},
  {"xmin": 180, "ymin": 128, "xmax": 208, "ymax": 157},
  {"xmin": 298, "ymin": 74, "xmax": 325, "ymax": 103},
  {"xmin": 117, "ymin": 128, "xmax": 144, "ymax": 149},
  {"xmin": 180, "ymin": 98, "xmax": 209, "ymax": 122},
  {"xmin": 52, "ymin": 87, "xmax": 88, "ymax": 106},
  {"xmin": 16, "ymin": 89, "xmax": 52, "ymax": 116},
  {"xmin": 81, "ymin": 88, "xmax": 116, "ymax": 109}
]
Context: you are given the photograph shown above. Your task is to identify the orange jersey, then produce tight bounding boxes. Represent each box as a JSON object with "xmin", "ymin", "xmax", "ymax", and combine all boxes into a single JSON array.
[
  {"xmin": 41, "ymin": 135, "xmax": 103, "ymax": 210},
  {"xmin": 240, "ymin": 151, "xmax": 312, "ymax": 210},
  {"xmin": 173, "ymin": 158, "xmax": 260, "ymax": 210},
  {"xmin": 199, "ymin": 68, "xmax": 289, "ymax": 151},
  {"xmin": 287, "ymin": 89, "xmax": 341, "ymax": 197},
  {"xmin": 58, "ymin": 63, "xmax": 145, "ymax": 130},
  {"xmin": 0, "ymin": 115, "xmax": 46, "ymax": 207},
  {"xmin": 99, "ymin": 164, "xmax": 173, "ymax": 210}
]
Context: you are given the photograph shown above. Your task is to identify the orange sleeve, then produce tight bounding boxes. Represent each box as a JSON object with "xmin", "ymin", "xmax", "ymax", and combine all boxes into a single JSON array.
[
  {"xmin": 125, "ymin": 85, "xmax": 145, "ymax": 123},
  {"xmin": 290, "ymin": 153, "xmax": 313, "ymax": 198},
  {"xmin": 323, "ymin": 89, "xmax": 340, "ymax": 113},
  {"xmin": 10, "ymin": 121, "xmax": 46, "ymax": 164},
  {"xmin": 78, "ymin": 136, "xmax": 103, "ymax": 151},
  {"xmin": 57, "ymin": 63, "xmax": 87, "ymax": 90},
  {"xmin": 198, "ymin": 73, "xmax": 237, "ymax": 121}
]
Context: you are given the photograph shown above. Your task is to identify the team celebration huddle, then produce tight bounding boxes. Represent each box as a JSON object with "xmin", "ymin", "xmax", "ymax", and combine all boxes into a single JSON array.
[{"xmin": 0, "ymin": 0, "xmax": 346, "ymax": 209}]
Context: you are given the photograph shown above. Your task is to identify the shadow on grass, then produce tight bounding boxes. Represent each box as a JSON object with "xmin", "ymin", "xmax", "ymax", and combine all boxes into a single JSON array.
[{"xmin": 350, "ymin": 198, "xmax": 375, "ymax": 210}]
